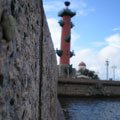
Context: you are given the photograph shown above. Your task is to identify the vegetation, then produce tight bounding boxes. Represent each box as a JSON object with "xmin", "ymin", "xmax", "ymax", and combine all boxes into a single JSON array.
[{"xmin": 78, "ymin": 69, "xmax": 99, "ymax": 80}]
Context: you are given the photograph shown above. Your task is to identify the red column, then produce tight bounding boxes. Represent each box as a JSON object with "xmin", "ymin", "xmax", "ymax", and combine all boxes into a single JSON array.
[
  {"xmin": 60, "ymin": 16, "xmax": 71, "ymax": 65},
  {"xmin": 57, "ymin": 1, "xmax": 76, "ymax": 66}
]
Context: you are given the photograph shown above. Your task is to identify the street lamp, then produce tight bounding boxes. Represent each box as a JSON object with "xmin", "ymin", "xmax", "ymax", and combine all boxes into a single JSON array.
[
  {"xmin": 112, "ymin": 65, "xmax": 117, "ymax": 80},
  {"xmin": 106, "ymin": 59, "xmax": 109, "ymax": 80}
]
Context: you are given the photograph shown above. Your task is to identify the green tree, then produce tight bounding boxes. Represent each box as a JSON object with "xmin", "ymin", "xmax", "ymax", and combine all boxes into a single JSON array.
[{"xmin": 78, "ymin": 69, "xmax": 99, "ymax": 80}]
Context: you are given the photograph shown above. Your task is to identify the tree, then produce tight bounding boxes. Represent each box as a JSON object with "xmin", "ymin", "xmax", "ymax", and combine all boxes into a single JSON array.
[{"xmin": 78, "ymin": 69, "xmax": 99, "ymax": 80}]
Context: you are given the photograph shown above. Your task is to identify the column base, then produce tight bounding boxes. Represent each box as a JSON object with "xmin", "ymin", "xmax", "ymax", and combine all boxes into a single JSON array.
[{"xmin": 57, "ymin": 64, "xmax": 76, "ymax": 78}]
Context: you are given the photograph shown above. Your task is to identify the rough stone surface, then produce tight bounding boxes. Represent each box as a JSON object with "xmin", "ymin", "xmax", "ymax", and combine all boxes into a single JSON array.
[
  {"xmin": 58, "ymin": 64, "xmax": 76, "ymax": 78},
  {"xmin": 0, "ymin": 0, "xmax": 57, "ymax": 120},
  {"xmin": 41, "ymin": 15, "xmax": 57, "ymax": 120},
  {"xmin": 58, "ymin": 78, "xmax": 120, "ymax": 97},
  {"xmin": 57, "ymin": 99, "xmax": 65, "ymax": 120}
]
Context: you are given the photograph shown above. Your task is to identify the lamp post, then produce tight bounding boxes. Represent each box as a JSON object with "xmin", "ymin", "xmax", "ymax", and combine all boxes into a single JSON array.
[
  {"xmin": 106, "ymin": 59, "xmax": 109, "ymax": 80},
  {"xmin": 112, "ymin": 65, "xmax": 117, "ymax": 80}
]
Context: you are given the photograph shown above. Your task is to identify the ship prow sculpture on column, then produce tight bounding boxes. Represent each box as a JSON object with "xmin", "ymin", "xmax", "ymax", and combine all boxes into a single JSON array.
[{"xmin": 56, "ymin": 1, "xmax": 76, "ymax": 78}]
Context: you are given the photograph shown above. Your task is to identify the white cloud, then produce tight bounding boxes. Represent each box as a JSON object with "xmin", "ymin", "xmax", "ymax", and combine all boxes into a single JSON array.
[
  {"xmin": 78, "ymin": 8, "xmax": 95, "ymax": 16},
  {"xmin": 106, "ymin": 34, "xmax": 120, "ymax": 48},
  {"xmin": 47, "ymin": 18, "xmax": 80, "ymax": 49},
  {"xmin": 47, "ymin": 17, "xmax": 120, "ymax": 80},
  {"xmin": 43, "ymin": 1, "xmax": 64, "ymax": 12},
  {"xmin": 47, "ymin": 18, "xmax": 61, "ymax": 64},
  {"xmin": 72, "ymin": 0, "xmax": 95, "ymax": 16},
  {"xmin": 98, "ymin": 34, "xmax": 120, "ymax": 68},
  {"xmin": 92, "ymin": 41, "xmax": 107, "ymax": 47},
  {"xmin": 71, "ymin": 33, "xmax": 120, "ymax": 80},
  {"xmin": 80, "ymin": 1, "xmax": 87, "ymax": 7},
  {"xmin": 47, "ymin": 18, "xmax": 120, "ymax": 80},
  {"xmin": 44, "ymin": 0, "xmax": 120, "ymax": 80},
  {"xmin": 71, "ymin": 49, "xmax": 99, "ymax": 71},
  {"xmin": 44, "ymin": 0, "xmax": 95, "ymax": 16},
  {"xmin": 71, "ymin": 31, "xmax": 80, "ymax": 48},
  {"xmin": 88, "ymin": 8, "xmax": 95, "ymax": 12},
  {"xmin": 113, "ymin": 27, "xmax": 120, "ymax": 31},
  {"xmin": 79, "ymin": 10, "xmax": 87, "ymax": 16},
  {"xmin": 47, "ymin": 17, "xmax": 80, "ymax": 65},
  {"xmin": 47, "ymin": 18, "xmax": 61, "ymax": 49}
]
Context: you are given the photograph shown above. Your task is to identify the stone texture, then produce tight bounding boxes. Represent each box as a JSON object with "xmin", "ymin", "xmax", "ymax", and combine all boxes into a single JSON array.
[
  {"xmin": 1, "ymin": 10, "xmax": 17, "ymax": 42},
  {"xmin": 58, "ymin": 64, "xmax": 76, "ymax": 78},
  {"xmin": 41, "ymin": 15, "xmax": 57, "ymax": 120},
  {"xmin": 58, "ymin": 78, "xmax": 120, "ymax": 97},
  {"xmin": 57, "ymin": 99, "xmax": 65, "ymax": 120},
  {"xmin": 0, "ymin": 0, "xmax": 57, "ymax": 120}
]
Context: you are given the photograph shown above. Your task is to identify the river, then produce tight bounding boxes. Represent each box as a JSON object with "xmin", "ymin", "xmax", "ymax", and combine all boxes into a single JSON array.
[{"xmin": 59, "ymin": 97, "xmax": 120, "ymax": 120}]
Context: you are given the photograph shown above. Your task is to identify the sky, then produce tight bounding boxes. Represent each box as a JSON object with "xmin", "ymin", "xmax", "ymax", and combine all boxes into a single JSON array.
[{"xmin": 43, "ymin": 0, "xmax": 120, "ymax": 80}]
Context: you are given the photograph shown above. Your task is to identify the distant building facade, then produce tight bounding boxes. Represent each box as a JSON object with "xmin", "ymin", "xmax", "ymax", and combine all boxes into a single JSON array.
[
  {"xmin": 76, "ymin": 62, "xmax": 89, "ymax": 79},
  {"xmin": 78, "ymin": 62, "xmax": 86, "ymax": 70}
]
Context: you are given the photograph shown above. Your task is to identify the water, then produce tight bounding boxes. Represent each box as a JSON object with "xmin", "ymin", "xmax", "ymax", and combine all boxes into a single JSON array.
[{"xmin": 59, "ymin": 97, "xmax": 120, "ymax": 120}]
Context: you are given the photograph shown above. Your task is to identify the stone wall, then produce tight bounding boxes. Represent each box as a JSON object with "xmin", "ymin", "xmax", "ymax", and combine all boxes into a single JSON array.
[
  {"xmin": 0, "ymin": 0, "xmax": 57, "ymax": 120},
  {"xmin": 42, "ymin": 14, "xmax": 57, "ymax": 120},
  {"xmin": 58, "ymin": 78, "xmax": 120, "ymax": 97},
  {"xmin": 57, "ymin": 99, "xmax": 65, "ymax": 120}
]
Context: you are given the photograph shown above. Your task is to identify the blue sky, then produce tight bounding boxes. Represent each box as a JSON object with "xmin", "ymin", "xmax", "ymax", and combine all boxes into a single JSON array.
[{"xmin": 43, "ymin": 0, "xmax": 120, "ymax": 80}]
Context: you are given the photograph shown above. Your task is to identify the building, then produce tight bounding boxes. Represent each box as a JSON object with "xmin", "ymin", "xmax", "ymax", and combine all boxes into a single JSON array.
[
  {"xmin": 78, "ymin": 62, "xmax": 86, "ymax": 71},
  {"xmin": 76, "ymin": 62, "xmax": 89, "ymax": 79}
]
